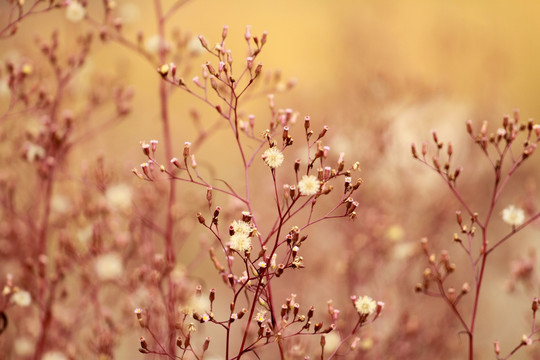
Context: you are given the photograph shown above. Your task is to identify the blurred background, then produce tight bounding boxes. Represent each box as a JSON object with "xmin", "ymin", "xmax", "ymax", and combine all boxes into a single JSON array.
[{"xmin": 2, "ymin": 0, "xmax": 540, "ymax": 359}]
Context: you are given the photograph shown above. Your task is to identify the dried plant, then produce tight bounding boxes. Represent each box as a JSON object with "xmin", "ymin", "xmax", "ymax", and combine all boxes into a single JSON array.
[
  {"xmin": 0, "ymin": 1, "xmax": 382, "ymax": 359},
  {"xmin": 412, "ymin": 112, "xmax": 540, "ymax": 359}
]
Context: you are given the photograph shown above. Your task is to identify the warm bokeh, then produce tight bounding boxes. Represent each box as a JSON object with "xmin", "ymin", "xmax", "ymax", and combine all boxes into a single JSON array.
[{"xmin": 1, "ymin": 1, "xmax": 540, "ymax": 359}]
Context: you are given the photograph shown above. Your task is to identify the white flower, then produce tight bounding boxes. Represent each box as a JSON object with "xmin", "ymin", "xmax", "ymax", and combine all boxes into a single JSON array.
[
  {"xmin": 42, "ymin": 351, "xmax": 68, "ymax": 360},
  {"xmin": 229, "ymin": 219, "xmax": 253, "ymax": 252},
  {"xmin": 354, "ymin": 295, "xmax": 377, "ymax": 315},
  {"xmin": 230, "ymin": 233, "xmax": 251, "ymax": 252},
  {"xmin": 502, "ymin": 205, "xmax": 525, "ymax": 226},
  {"xmin": 231, "ymin": 220, "xmax": 252, "ymax": 235},
  {"xmin": 262, "ymin": 147, "xmax": 284, "ymax": 168},
  {"xmin": 65, "ymin": 1, "xmax": 86, "ymax": 22},
  {"xmin": 11, "ymin": 290, "xmax": 31, "ymax": 307},
  {"xmin": 298, "ymin": 175, "xmax": 320, "ymax": 196},
  {"xmin": 106, "ymin": 184, "xmax": 133, "ymax": 211},
  {"xmin": 95, "ymin": 253, "xmax": 123, "ymax": 280}
]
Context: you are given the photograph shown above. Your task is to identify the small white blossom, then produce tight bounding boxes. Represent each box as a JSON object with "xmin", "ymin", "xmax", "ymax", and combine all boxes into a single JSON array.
[
  {"xmin": 254, "ymin": 310, "xmax": 266, "ymax": 323},
  {"xmin": 262, "ymin": 147, "xmax": 284, "ymax": 168},
  {"xmin": 298, "ymin": 175, "xmax": 320, "ymax": 196},
  {"xmin": 230, "ymin": 233, "xmax": 251, "ymax": 252},
  {"xmin": 231, "ymin": 220, "xmax": 252, "ymax": 236},
  {"xmin": 11, "ymin": 290, "xmax": 31, "ymax": 307},
  {"xmin": 65, "ymin": 1, "xmax": 86, "ymax": 22},
  {"xmin": 502, "ymin": 205, "xmax": 525, "ymax": 226},
  {"xmin": 354, "ymin": 295, "xmax": 377, "ymax": 315},
  {"xmin": 95, "ymin": 253, "xmax": 123, "ymax": 280}
]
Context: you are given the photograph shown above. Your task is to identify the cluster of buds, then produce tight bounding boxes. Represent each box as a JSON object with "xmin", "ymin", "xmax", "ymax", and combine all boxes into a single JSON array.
[
  {"xmin": 280, "ymin": 294, "xmax": 301, "ymax": 322},
  {"xmin": 415, "ymin": 238, "xmax": 469, "ymax": 303},
  {"xmin": 196, "ymin": 206, "xmax": 222, "ymax": 228},
  {"xmin": 161, "ymin": 26, "xmax": 266, "ymax": 96},
  {"xmin": 467, "ymin": 110, "xmax": 539, "ymax": 165},
  {"xmin": 452, "ymin": 210, "xmax": 478, "ymax": 245},
  {"xmin": 134, "ymin": 139, "xmax": 200, "ymax": 182},
  {"xmin": 229, "ymin": 305, "xmax": 247, "ymax": 324},
  {"xmin": 285, "ymin": 226, "xmax": 306, "ymax": 247},
  {"xmin": 411, "ymin": 130, "xmax": 462, "ymax": 185},
  {"xmin": 327, "ymin": 300, "xmax": 340, "ymax": 323},
  {"xmin": 243, "ymin": 25, "xmax": 268, "ymax": 57}
]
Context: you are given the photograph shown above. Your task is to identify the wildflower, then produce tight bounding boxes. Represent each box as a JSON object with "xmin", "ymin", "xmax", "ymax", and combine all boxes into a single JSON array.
[
  {"xmin": 231, "ymin": 220, "xmax": 252, "ymax": 235},
  {"xmin": 230, "ymin": 233, "xmax": 251, "ymax": 252},
  {"xmin": 354, "ymin": 296, "xmax": 377, "ymax": 315},
  {"xmin": 106, "ymin": 184, "xmax": 133, "ymax": 211},
  {"xmin": 255, "ymin": 310, "xmax": 266, "ymax": 323},
  {"xmin": 298, "ymin": 175, "xmax": 320, "ymax": 196},
  {"xmin": 11, "ymin": 290, "xmax": 31, "ymax": 307},
  {"xmin": 502, "ymin": 205, "xmax": 525, "ymax": 227},
  {"xmin": 65, "ymin": 1, "xmax": 86, "ymax": 22},
  {"xmin": 262, "ymin": 147, "xmax": 284, "ymax": 168},
  {"xmin": 95, "ymin": 253, "xmax": 123, "ymax": 280}
]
